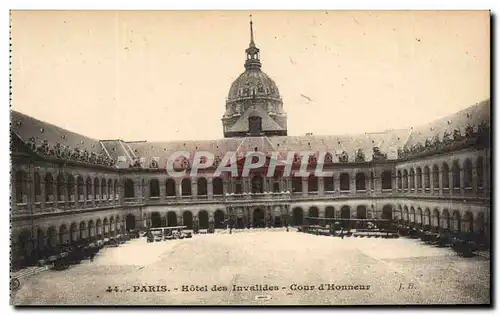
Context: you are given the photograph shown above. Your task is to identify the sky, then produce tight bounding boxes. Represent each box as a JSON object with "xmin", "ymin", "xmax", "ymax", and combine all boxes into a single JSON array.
[{"xmin": 10, "ymin": 10, "xmax": 490, "ymax": 142}]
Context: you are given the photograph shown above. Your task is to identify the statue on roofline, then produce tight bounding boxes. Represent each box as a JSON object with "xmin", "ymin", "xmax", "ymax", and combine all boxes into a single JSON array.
[
  {"xmin": 339, "ymin": 150, "xmax": 349, "ymax": 163},
  {"xmin": 355, "ymin": 149, "xmax": 365, "ymax": 163}
]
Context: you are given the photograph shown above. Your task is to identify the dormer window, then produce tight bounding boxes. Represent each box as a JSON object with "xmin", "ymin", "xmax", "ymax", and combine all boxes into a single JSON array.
[{"xmin": 40, "ymin": 128, "xmax": 44, "ymax": 133}]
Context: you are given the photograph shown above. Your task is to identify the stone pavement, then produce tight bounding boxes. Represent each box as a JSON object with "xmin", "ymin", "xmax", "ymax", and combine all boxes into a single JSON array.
[{"xmin": 11, "ymin": 230, "xmax": 490, "ymax": 305}]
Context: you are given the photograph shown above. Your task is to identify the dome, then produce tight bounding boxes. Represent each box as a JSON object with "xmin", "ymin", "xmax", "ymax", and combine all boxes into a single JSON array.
[{"xmin": 227, "ymin": 69, "xmax": 281, "ymax": 102}]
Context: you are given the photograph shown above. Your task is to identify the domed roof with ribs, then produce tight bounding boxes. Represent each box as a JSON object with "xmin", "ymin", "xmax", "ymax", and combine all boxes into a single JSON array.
[{"xmin": 227, "ymin": 69, "xmax": 281, "ymax": 102}]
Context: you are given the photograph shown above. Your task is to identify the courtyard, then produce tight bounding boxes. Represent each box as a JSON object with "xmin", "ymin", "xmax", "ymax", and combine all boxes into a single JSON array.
[{"xmin": 11, "ymin": 229, "xmax": 490, "ymax": 305}]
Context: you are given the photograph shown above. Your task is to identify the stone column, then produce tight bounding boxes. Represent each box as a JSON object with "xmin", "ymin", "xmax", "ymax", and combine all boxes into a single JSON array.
[
  {"xmin": 438, "ymin": 170, "xmax": 443, "ymax": 196},
  {"xmin": 334, "ymin": 171, "xmax": 340, "ymax": 195},
  {"xmin": 159, "ymin": 178, "xmax": 166, "ymax": 201},
  {"xmin": 460, "ymin": 168, "xmax": 465, "ymax": 195},
  {"xmin": 350, "ymin": 171, "xmax": 356, "ymax": 194},
  {"xmin": 176, "ymin": 179, "xmax": 182, "ymax": 198},
  {"xmin": 448, "ymin": 171, "xmax": 453, "ymax": 196},
  {"xmin": 207, "ymin": 178, "xmax": 213, "ymax": 200},
  {"xmin": 318, "ymin": 177, "xmax": 324, "ymax": 196},
  {"xmin": 302, "ymin": 177, "xmax": 308, "ymax": 196},
  {"xmin": 192, "ymin": 178, "xmax": 198, "ymax": 199}
]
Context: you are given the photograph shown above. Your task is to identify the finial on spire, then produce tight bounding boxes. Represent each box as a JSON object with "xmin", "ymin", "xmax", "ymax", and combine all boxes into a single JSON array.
[{"xmin": 249, "ymin": 14, "xmax": 255, "ymax": 46}]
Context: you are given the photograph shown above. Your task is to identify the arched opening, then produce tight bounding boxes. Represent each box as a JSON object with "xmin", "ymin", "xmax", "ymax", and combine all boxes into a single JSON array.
[
  {"xmin": 124, "ymin": 179, "xmax": 135, "ymax": 198},
  {"xmin": 381, "ymin": 171, "xmax": 392, "ymax": 190},
  {"xmin": 116, "ymin": 215, "xmax": 123, "ymax": 234},
  {"xmin": 292, "ymin": 177, "xmax": 302, "ymax": 193},
  {"xmin": 87, "ymin": 221, "xmax": 95, "ymax": 241},
  {"xmin": 382, "ymin": 205, "xmax": 393, "ymax": 220},
  {"xmin": 125, "ymin": 214, "xmax": 136, "ymax": 231},
  {"xmin": 198, "ymin": 211, "xmax": 209, "ymax": 229},
  {"xmin": 101, "ymin": 178, "xmax": 107, "ymax": 200},
  {"xmin": 416, "ymin": 208, "xmax": 423, "ymax": 225},
  {"xmin": 308, "ymin": 175, "xmax": 318, "ymax": 192},
  {"xmin": 324, "ymin": 176, "xmax": 334, "ymax": 192},
  {"xmin": 183, "ymin": 211, "xmax": 193, "ymax": 229},
  {"xmin": 441, "ymin": 210, "xmax": 450, "ymax": 230},
  {"xmin": 423, "ymin": 208, "xmax": 431, "ymax": 227},
  {"xmin": 167, "ymin": 211, "xmax": 177, "ymax": 227},
  {"xmin": 397, "ymin": 170, "xmax": 402, "ymax": 190},
  {"xmin": 423, "ymin": 166, "xmax": 430, "ymax": 189},
  {"xmin": 403, "ymin": 206, "xmax": 409, "ymax": 223},
  {"xmin": 253, "ymin": 208, "xmax": 266, "ymax": 228},
  {"xmin": 409, "ymin": 169, "xmax": 415, "ymax": 189},
  {"xmin": 67, "ymin": 175, "xmax": 75, "ymax": 202},
  {"xmin": 16, "ymin": 230, "xmax": 32, "ymax": 265},
  {"xmin": 96, "ymin": 219, "xmax": 103, "ymax": 239},
  {"xmin": 114, "ymin": 179, "xmax": 118, "ymax": 199},
  {"xmin": 85, "ymin": 177, "xmax": 92, "ymax": 200},
  {"xmin": 416, "ymin": 167, "xmax": 422, "ymax": 189},
  {"xmin": 103, "ymin": 217, "xmax": 109, "ymax": 237},
  {"xmin": 248, "ymin": 116, "xmax": 262, "ymax": 135},
  {"xmin": 355, "ymin": 173, "xmax": 366, "ymax": 191},
  {"xmin": 432, "ymin": 165, "xmax": 439, "ymax": 189},
  {"xmin": 462, "ymin": 211, "xmax": 473, "ymax": 233},
  {"xmin": 45, "ymin": 173, "xmax": 54, "ymax": 202},
  {"xmin": 48, "ymin": 226, "xmax": 57, "ymax": 250},
  {"xmin": 325, "ymin": 206, "xmax": 335, "ymax": 220},
  {"xmin": 251, "ymin": 175, "xmax": 263, "ymax": 194},
  {"xmin": 463, "ymin": 159, "xmax": 473, "ymax": 189},
  {"xmin": 15, "ymin": 170, "xmax": 27, "ymax": 203},
  {"xmin": 356, "ymin": 205, "xmax": 367, "ymax": 219},
  {"xmin": 149, "ymin": 179, "xmax": 160, "ymax": 197},
  {"xmin": 166, "ymin": 178, "xmax": 176, "ymax": 196},
  {"xmin": 214, "ymin": 210, "xmax": 225, "ymax": 229},
  {"xmin": 340, "ymin": 173, "xmax": 350, "ymax": 191},
  {"xmin": 292, "ymin": 207, "xmax": 303, "ymax": 226},
  {"xmin": 70, "ymin": 222, "xmax": 78, "ymax": 243},
  {"xmin": 59, "ymin": 224, "xmax": 69, "ymax": 245},
  {"xmin": 77, "ymin": 176, "xmax": 84, "ymax": 201},
  {"xmin": 476, "ymin": 157, "xmax": 484, "ymax": 191},
  {"xmin": 213, "ymin": 177, "xmax": 223, "ymax": 195},
  {"xmin": 79, "ymin": 221, "xmax": 87, "ymax": 240},
  {"xmin": 451, "ymin": 210, "xmax": 461, "ymax": 232},
  {"xmin": 108, "ymin": 179, "xmax": 113, "ymax": 200},
  {"xmin": 452, "ymin": 161, "xmax": 461, "ymax": 189},
  {"xmin": 181, "ymin": 178, "xmax": 192, "ymax": 196},
  {"xmin": 93, "ymin": 177, "xmax": 99, "ymax": 200},
  {"xmin": 432, "ymin": 209, "xmax": 440, "ymax": 228},
  {"xmin": 341, "ymin": 206, "xmax": 351, "ymax": 228},
  {"xmin": 57, "ymin": 174, "xmax": 65, "ymax": 202},
  {"xmin": 402, "ymin": 170, "xmax": 408, "ymax": 189},
  {"xmin": 32, "ymin": 171, "xmax": 41, "ymax": 202},
  {"xmin": 442, "ymin": 163, "xmax": 450, "ymax": 189},
  {"xmin": 109, "ymin": 217, "xmax": 115, "ymax": 236},
  {"xmin": 475, "ymin": 213, "xmax": 485, "ymax": 238},
  {"xmin": 197, "ymin": 178, "xmax": 208, "ymax": 196},
  {"xmin": 151, "ymin": 212, "xmax": 162, "ymax": 228},
  {"xmin": 409, "ymin": 207, "xmax": 416, "ymax": 223},
  {"xmin": 308, "ymin": 207, "xmax": 319, "ymax": 225},
  {"xmin": 36, "ymin": 228, "xmax": 44, "ymax": 254}
]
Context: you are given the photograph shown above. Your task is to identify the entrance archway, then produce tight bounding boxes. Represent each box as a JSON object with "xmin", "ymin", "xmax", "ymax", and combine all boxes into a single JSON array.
[
  {"xmin": 308, "ymin": 207, "xmax": 319, "ymax": 225},
  {"xmin": 253, "ymin": 208, "xmax": 265, "ymax": 228},
  {"xmin": 167, "ymin": 211, "xmax": 177, "ymax": 227},
  {"xmin": 198, "ymin": 211, "xmax": 209, "ymax": 229},
  {"xmin": 292, "ymin": 207, "xmax": 303, "ymax": 226},
  {"xmin": 214, "ymin": 210, "xmax": 225, "ymax": 229},
  {"xmin": 183, "ymin": 211, "xmax": 193, "ymax": 229},
  {"xmin": 341, "ymin": 206, "xmax": 351, "ymax": 228},
  {"xmin": 125, "ymin": 214, "xmax": 136, "ymax": 231},
  {"xmin": 151, "ymin": 212, "xmax": 162, "ymax": 228},
  {"xmin": 382, "ymin": 205, "xmax": 393, "ymax": 220}
]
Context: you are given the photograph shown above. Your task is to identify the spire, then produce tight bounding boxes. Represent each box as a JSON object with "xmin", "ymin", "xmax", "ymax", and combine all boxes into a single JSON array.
[
  {"xmin": 249, "ymin": 15, "xmax": 255, "ymax": 47},
  {"xmin": 244, "ymin": 15, "xmax": 261, "ymax": 71}
]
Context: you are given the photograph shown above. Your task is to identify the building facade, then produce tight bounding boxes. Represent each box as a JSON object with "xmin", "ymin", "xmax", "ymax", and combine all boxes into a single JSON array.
[{"xmin": 10, "ymin": 21, "xmax": 491, "ymax": 267}]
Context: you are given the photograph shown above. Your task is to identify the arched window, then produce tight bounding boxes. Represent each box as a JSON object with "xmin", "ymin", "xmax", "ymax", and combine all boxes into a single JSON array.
[
  {"xmin": 149, "ymin": 179, "xmax": 160, "ymax": 197},
  {"xmin": 355, "ymin": 173, "xmax": 366, "ymax": 191},
  {"xmin": 451, "ymin": 210, "xmax": 461, "ymax": 232},
  {"xmin": 34, "ymin": 172, "xmax": 41, "ymax": 202},
  {"xmin": 423, "ymin": 166, "xmax": 430, "ymax": 189},
  {"xmin": 324, "ymin": 176, "xmax": 334, "ymax": 192},
  {"xmin": 381, "ymin": 171, "xmax": 392, "ymax": 190},
  {"xmin": 251, "ymin": 175, "xmax": 263, "ymax": 194},
  {"xmin": 476, "ymin": 157, "xmax": 484, "ymax": 190},
  {"xmin": 292, "ymin": 177, "xmax": 302, "ymax": 193},
  {"xmin": 85, "ymin": 177, "xmax": 92, "ymax": 200},
  {"xmin": 107, "ymin": 179, "xmax": 112, "ymax": 199},
  {"xmin": 248, "ymin": 116, "xmax": 262, "ymax": 135},
  {"xmin": 432, "ymin": 165, "xmax": 439, "ymax": 189},
  {"xmin": 409, "ymin": 169, "xmax": 415, "ymax": 189},
  {"xmin": 15, "ymin": 170, "xmax": 27, "ymax": 203},
  {"xmin": 93, "ymin": 177, "xmax": 99, "ymax": 200},
  {"xmin": 101, "ymin": 178, "xmax": 107, "ymax": 199},
  {"xmin": 57, "ymin": 173, "xmax": 65, "ymax": 201},
  {"xmin": 442, "ymin": 163, "xmax": 450, "ymax": 189},
  {"xmin": 340, "ymin": 173, "xmax": 350, "ymax": 191},
  {"xmin": 166, "ymin": 178, "xmax": 176, "ymax": 196},
  {"xmin": 124, "ymin": 179, "xmax": 134, "ymax": 198},
  {"xmin": 114, "ymin": 179, "xmax": 118, "ymax": 199},
  {"xmin": 213, "ymin": 177, "xmax": 223, "ymax": 195},
  {"xmin": 45, "ymin": 173, "xmax": 54, "ymax": 202},
  {"xmin": 308, "ymin": 175, "xmax": 318, "ymax": 192},
  {"xmin": 403, "ymin": 170, "xmax": 408, "ymax": 189},
  {"xmin": 416, "ymin": 167, "xmax": 422, "ymax": 189},
  {"xmin": 181, "ymin": 178, "xmax": 192, "ymax": 196},
  {"xmin": 77, "ymin": 176, "xmax": 84, "ymax": 200},
  {"xmin": 452, "ymin": 161, "xmax": 460, "ymax": 189},
  {"xmin": 197, "ymin": 178, "xmax": 208, "ymax": 196},
  {"xmin": 67, "ymin": 175, "xmax": 75, "ymax": 202},
  {"xmin": 397, "ymin": 170, "xmax": 402, "ymax": 190},
  {"xmin": 463, "ymin": 159, "xmax": 473, "ymax": 189}
]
